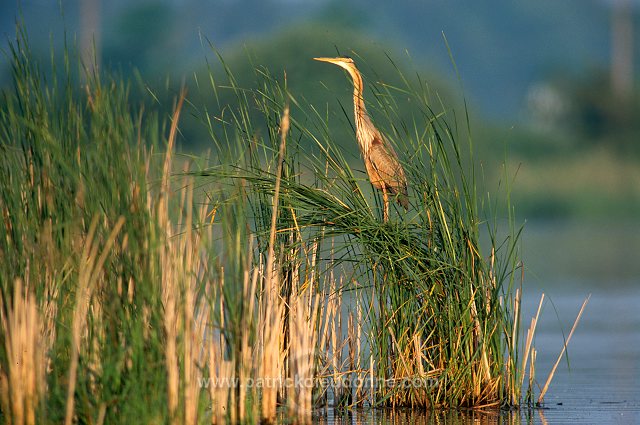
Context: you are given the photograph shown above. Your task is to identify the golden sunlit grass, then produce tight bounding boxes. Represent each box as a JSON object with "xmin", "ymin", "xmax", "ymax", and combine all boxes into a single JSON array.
[{"xmin": 0, "ymin": 279, "xmax": 46, "ymax": 425}]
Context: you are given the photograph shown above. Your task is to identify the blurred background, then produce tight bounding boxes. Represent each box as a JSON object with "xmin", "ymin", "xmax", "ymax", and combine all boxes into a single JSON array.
[
  {"xmin": 1, "ymin": 1, "xmax": 639, "ymax": 417},
  {"xmin": 1, "ymin": 1, "xmax": 639, "ymax": 285}
]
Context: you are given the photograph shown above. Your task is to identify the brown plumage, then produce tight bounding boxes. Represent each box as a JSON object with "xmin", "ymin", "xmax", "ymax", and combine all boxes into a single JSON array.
[{"xmin": 314, "ymin": 56, "xmax": 408, "ymax": 221}]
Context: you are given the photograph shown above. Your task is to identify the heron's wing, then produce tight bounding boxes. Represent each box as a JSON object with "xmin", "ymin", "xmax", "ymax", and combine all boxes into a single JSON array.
[{"xmin": 369, "ymin": 137, "xmax": 409, "ymax": 208}]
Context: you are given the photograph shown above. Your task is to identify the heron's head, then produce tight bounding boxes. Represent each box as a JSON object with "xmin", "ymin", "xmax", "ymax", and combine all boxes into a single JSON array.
[{"xmin": 313, "ymin": 56, "xmax": 358, "ymax": 75}]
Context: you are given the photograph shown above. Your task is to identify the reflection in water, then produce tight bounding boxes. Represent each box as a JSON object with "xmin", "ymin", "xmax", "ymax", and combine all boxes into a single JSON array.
[{"xmin": 311, "ymin": 407, "xmax": 547, "ymax": 424}]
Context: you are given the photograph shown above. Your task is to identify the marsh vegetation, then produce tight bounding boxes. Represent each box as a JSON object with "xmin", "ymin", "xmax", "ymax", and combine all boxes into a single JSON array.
[{"xmin": 0, "ymin": 29, "xmax": 583, "ymax": 424}]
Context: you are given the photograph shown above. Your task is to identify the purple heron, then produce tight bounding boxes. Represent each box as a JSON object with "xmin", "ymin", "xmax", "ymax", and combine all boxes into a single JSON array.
[{"xmin": 314, "ymin": 56, "xmax": 408, "ymax": 222}]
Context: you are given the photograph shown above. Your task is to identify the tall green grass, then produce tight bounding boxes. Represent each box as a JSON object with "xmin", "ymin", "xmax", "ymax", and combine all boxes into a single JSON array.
[
  {"xmin": 0, "ymin": 29, "xmax": 171, "ymax": 424},
  {"xmin": 0, "ymin": 27, "xmax": 577, "ymax": 424}
]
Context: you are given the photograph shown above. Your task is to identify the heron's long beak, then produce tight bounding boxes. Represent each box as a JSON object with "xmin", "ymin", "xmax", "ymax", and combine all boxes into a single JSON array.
[{"xmin": 313, "ymin": 57, "xmax": 341, "ymax": 65}]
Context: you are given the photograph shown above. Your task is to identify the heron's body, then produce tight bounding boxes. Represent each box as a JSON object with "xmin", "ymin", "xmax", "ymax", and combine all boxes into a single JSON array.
[{"xmin": 314, "ymin": 56, "xmax": 408, "ymax": 221}]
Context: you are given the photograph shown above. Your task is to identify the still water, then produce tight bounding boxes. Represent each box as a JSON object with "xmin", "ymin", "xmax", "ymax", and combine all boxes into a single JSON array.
[
  {"xmin": 316, "ymin": 220, "xmax": 640, "ymax": 424},
  {"xmin": 518, "ymin": 220, "xmax": 639, "ymax": 422}
]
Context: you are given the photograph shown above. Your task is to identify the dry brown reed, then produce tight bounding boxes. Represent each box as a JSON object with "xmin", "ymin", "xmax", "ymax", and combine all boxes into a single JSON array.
[
  {"xmin": 521, "ymin": 294, "xmax": 544, "ymax": 392},
  {"xmin": 537, "ymin": 295, "xmax": 590, "ymax": 404},
  {"xmin": 158, "ymin": 90, "xmax": 187, "ymax": 424},
  {"xmin": 207, "ymin": 270, "xmax": 236, "ymax": 424},
  {"xmin": 506, "ymin": 287, "xmax": 522, "ymax": 405},
  {"xmin": 288, "ymin": 283, "xmax": 319, "ymax": 423},
  {"xmin": 156, "ymin": 89, "xmax": 223, "ymax": 425},
  {"xmin": 0, "ymin": 278, "xmax": 46, "ymax": 425},
  {"xmin": 259, "ymin": 265, "xmax": 285, "ymax": 423},
  {"xmin": 259, "ymin": 103, "xmax": 291, "ymax": 423}
]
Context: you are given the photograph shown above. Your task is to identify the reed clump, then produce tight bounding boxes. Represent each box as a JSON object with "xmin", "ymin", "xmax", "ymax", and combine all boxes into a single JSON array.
[
  {"xmin": 194, "ymin": 57, "xmax": 525, "ymax": 409},
  {"xmin": 0, "ymin": 27, "xmax": 584, "ymax": 424}
]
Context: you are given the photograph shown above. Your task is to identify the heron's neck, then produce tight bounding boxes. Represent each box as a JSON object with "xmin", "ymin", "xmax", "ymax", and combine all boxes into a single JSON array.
[{"xmin": 350, "ymin": 71, "xmax": 369, "ymax": 148}]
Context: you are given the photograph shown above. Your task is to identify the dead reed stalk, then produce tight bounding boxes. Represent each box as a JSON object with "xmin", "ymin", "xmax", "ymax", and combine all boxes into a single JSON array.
[
  {"xmin": 208, "ymin": 273, "xmax": 235, "ymax": 425},
  {"xmin": 288, "ymin": 282, "xmax": 319, "ymax": 423},
  {"xmin": 0, "ymin": 278, "xmax": 46, "ymax": 425},
  {"xmin": 537, "ymin": 295, "xmax": 590, "ymax": 404},
  {"xmin": 260, "ymin": 103, "xmax": 290, "ymax": 423},
  {"xmin": 159, "ymin": 89, "xmax": 187, "ymax": 425},
  {"xmin": 521, "ymin": 294, "xmax": 544, "ymax": 391}
]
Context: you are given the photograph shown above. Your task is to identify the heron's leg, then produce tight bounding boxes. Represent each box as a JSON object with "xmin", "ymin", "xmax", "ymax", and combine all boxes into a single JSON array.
[{"xmin": 382, "ymin": 186, "xmax": 389, "ymax": 222}]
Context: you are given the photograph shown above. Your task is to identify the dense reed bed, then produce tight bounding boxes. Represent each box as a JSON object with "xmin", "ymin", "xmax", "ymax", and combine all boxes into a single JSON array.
[{"xmin": 0, "ymin": 30, "xmax": 583, "ymax": 424}]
